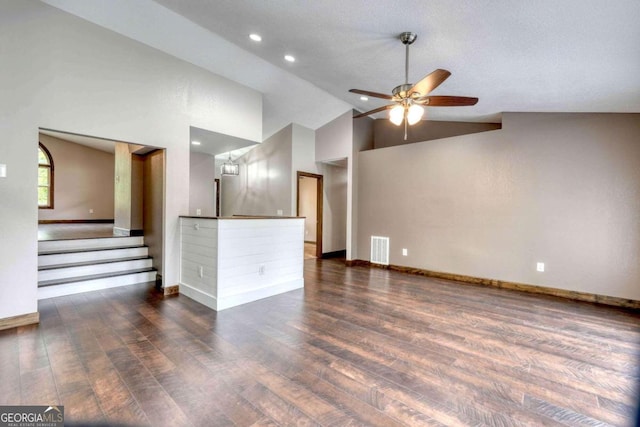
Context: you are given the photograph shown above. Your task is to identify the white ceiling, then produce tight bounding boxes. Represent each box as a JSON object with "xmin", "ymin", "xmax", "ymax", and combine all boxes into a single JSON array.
[
  {"xmin": 42, "ymin": 0, "xmax": 640, "ymax": 141},
  {"xmin": 190, "ymin": 126, "xmax": 257, "ymax": 157}
]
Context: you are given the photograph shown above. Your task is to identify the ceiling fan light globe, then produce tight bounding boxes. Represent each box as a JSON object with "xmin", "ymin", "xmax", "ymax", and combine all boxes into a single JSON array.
[
  {"xmin": 407, "ymin": 104, "xmax": 424, "ymax": 125},
  {"xmin": 389, "ymin": 105, "xmax": 404, "ymax": 126}
]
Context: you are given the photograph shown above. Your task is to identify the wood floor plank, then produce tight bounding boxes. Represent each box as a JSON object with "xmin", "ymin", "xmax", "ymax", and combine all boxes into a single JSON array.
[
  {"xmin": 17, "ymin": 325, "xmax": 59, "ymax": 406},
  {"xmin": 0, "ymin": 328, "xmax": 22, "ymax": 405},
  {"xmin": 3, "ymin": 258, "xmax": 636, "ymax": 426}
]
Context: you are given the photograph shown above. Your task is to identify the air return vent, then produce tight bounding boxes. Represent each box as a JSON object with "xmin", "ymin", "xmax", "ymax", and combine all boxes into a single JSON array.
[{"xmin": 370, "ymin": 236, "xmax": 390, "ymax": 265}]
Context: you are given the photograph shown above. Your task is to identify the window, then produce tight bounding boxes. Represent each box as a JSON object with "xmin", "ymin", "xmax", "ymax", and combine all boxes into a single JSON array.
[{"xmin": 38, "ymin": 143, "xmax": 54, "ymax": 209}]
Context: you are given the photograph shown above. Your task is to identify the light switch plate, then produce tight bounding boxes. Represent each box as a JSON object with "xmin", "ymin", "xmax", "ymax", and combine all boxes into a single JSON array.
[{"xmin": 0, "ymin": 164, "xmax": 6, "ymax": 178}]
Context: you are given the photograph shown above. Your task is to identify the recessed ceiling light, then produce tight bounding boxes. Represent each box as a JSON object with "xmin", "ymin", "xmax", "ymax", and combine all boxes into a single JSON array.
[
  {"xmin": 284, "ymin": 55, "xmax": 295, "ymax": 63},
  {"xmin": 191, "ymin": 141, "xmax": 201, "ymax": 146},
  {"xmin": 249, "ymin": 33, "xmax": 262, "ymax": 42},
  {"xmin": 360, "ymin": 96, "xmax": 369, "ymax": 101}
]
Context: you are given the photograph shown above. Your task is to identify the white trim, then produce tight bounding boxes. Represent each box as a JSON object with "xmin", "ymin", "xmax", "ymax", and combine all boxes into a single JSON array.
[{"xmin": 180, "ymin": 278, "xmax": 303, "ymax": 311}]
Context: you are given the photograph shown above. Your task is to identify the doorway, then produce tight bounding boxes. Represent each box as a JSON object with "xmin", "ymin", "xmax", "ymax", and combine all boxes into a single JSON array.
[
  {"xmin": 297, "ymin": 171, "xmax": 323, "ymax": 259},
  {"xmin": 36, "ymin": 128, "xmax": 166, "ymax": 281}
]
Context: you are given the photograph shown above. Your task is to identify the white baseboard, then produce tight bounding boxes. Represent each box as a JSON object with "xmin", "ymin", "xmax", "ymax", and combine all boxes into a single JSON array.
[
  {"xmin": 179, "ymin": 283, "xmax": 218, "ymax": 309},
  {"xmin": 179, "ymin": 278, "xmax": 303, "ymax": 311}
]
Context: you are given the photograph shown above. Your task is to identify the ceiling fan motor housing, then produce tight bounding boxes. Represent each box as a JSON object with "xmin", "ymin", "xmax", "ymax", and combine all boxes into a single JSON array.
[
  {"xmin": 400, "ymin": 32, "xmax": 417, "ymax": 45},
  {"xmin": 392, "ymin": 83, "xmax": 414, "ymax": 100}
]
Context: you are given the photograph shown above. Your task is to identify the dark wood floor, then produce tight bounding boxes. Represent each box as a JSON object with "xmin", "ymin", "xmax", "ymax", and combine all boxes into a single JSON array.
[{"xmin": 2, "ymin": 259, "xmax": 639, "ymax": 426}]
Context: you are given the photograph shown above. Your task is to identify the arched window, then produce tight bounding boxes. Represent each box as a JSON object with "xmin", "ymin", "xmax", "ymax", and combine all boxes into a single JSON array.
[{"xmin": 38, "ymin": 143, "xmax": 54, "ymax": 209}]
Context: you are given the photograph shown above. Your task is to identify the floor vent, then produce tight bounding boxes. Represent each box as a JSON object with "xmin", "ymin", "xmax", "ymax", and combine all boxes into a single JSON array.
[{"xmin": 370, "ymin": 236, "xmax": 390, "ymax": 265}]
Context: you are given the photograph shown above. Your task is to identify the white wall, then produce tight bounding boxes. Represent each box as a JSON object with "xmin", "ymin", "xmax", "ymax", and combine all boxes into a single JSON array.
[
  {"xmin": 358, "ymin": 112, "xmax": 640, "ymax": 301},
  {"xmin": 0, "ymin": 1, "xmax": 261, "ymax": 320},
  {"xmin": 37, "ymin": 134, "xmax": 115, "ymax": 221},
  {"xmin": 189, "ymin": 152, "xmax": 217, "ymax": 217}
]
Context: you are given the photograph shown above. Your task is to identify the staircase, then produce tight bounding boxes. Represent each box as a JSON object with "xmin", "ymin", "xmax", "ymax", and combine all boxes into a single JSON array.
[{"xmin": 38, "ymin": 236, "xmax": 156, "ymax": 299}]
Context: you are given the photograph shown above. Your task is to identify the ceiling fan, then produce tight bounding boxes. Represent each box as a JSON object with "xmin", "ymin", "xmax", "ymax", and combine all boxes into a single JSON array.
[{"xmin": 350, "ymin": 32, "xmax": 478, "ymax": 140}]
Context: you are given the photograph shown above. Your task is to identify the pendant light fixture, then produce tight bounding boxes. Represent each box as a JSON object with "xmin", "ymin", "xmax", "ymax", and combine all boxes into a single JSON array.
[{"xmin": 220, "ymin": 152, "xmax": 239, "ymax": 176}]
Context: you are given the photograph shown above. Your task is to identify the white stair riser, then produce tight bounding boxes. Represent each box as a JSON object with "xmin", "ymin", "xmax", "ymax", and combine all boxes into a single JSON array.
[
  {"xmin": 39, "ymin": 236, "xmax": 144, "ymax": 253},
  {"xmin": 39, "ymin": 259, "xmax": 153, "ymax": 281},
  {"xmin": 38, "ymin": 271, "xmax": 157, "ymax": 300},
  {"xmin": 38, "ymin": 247, "xmax": 148, "ymax": 267}
]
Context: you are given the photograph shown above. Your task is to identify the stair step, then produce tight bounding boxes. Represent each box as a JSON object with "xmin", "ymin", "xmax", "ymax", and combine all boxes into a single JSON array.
[
  {"xmin": 38, "ymin": 236, "xmax": 144, "ymax": 253},
  {"xmin": 38, "ymin": 258, "xmax": 154, "ymax": 282},
  {"xmin": 39, "ymin": 244, "xmax": 146, "ymax": 256},
  {"xmin": 37, "ymin": 269, "xmax": 157, "ymax": 300},
  {"xmin": 38, "ymin": 267, "xmax": 156, "ymax": 288},
  {"xmin": 38, "ymin": 246, "xmax": 149, "ymax": 266},
  {"xmin": 39, "ymin": 256, "xmax": 152, "ymax": 271}
]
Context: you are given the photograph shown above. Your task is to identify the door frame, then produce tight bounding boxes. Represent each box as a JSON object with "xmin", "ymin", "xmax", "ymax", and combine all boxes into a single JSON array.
[
  {"xmin": 214, "ymin": 178, "xmax": 220, "ymax": 217},
  {"xmin": 296, "ymin": 171, "xmax": 323, "ymax": 258}
]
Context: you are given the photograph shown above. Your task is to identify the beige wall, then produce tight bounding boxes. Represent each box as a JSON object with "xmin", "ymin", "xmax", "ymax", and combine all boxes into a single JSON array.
[
  {"xmin": 357, "ymin": 112, "xmax": 640, "ymax": 300},
  {"xmin": 298, "ymin": 175, "xmax": 317, "ymax": 241},
  {"xmin": 131, "ymin": 153, "xmax": 144, "ymax": 230},
  {"xmin": 222, "ymin": 125, "xmax": 293, "ymax": 216},
  {"xmin": 114, "ymin": 142, "xmax": 132, "ymax": 233},
  {"xmin": 374, "ymin": 119, "xmax": 501, "ymax": 149},
  {"xmin": 189, "ymin": 152, "xmax": 217, "ymax": 217},
  {"xmin": 37, "ymin": 134, "xmax": 114, "ymax": 221},
  {"xmin": 316, "ymin": 111, "xmax": 374, "ymax": 259},
  {"xmin": 323, "ymin": 164, "xmax": 347, "ymax": 253}
]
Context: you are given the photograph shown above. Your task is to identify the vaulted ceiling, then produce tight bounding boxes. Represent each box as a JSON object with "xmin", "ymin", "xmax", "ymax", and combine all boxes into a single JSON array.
[{"xmin": 42, "ymin": 0, "xmax": 640, "ymax": 141}]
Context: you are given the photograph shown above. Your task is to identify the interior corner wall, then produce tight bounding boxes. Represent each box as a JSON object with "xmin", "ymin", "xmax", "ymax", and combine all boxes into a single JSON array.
[
  {"xmin": 37, "ymin": 134, "xmax": 115, "ymax": 221},
  {"xmin": 0, "ymin": 1, "xmax": 261, "ymax": 320},
  {"xmin": 189, "ymin": 152, "xmax": 217, "ymax": 217},
  {"xmin": 114, "ymin": 142, "xmax": 133, "ymax": 232},
  {"xmin": 130, "ymin": 154, "xmax": 144, "ymax": 230},
  {"xmin": 222, "ymin": 125, "xmax": 293, "ymax": 216},
  {"xmin": 322, "ymin": 164, "xmax": 347, "ymax": 253},
  {"xmin": 291, "ymin": 123, "xmax": 316, "ymax": 213},
  {"xmin": 349, "ymin": 114, "xmax": 374, "ymax": 260},
  {"xmin": 316, "ymin": 111, "xmax": 353, "ymax": 162},
  {"xmin": 143, "ymin": 149, "xmax": 165, "ymax": 278},
  {"xmin": 357, "ymin": 112, "xmax": 640, "ymax": 301}
]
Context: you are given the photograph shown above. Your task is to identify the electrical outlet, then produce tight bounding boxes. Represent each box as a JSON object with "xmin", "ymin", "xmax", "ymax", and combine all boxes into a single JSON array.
[
  {"xmin": 402, "ymin": 248, "xmax": 408, "ymax": 256},
  {"xmin": 276, "ymin": 209, "xmax": 283, "ymax": 216},
  {"xmin": 259, "ymin": 265, "xmax": 265, "ymax": 275},
  {"xmin": 89, "ymin": 208, "xmax": 94, "ymax": 214},
  {"xmin": 196, "ymin": 208, "xmax": 202, "ymax": 216},
  {"xmin": 536, "ymin": 262, "xmax": 545, "ymax": 272}
]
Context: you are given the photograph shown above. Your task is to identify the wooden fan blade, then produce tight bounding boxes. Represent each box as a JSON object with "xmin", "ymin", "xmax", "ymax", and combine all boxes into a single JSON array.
[
  {"xmin": 407, "ymin": 69, "xmax": 451, "ymax": 97},
  {"xmin": 349, "ymin": 89, "xmax": 393, "ymax": 100},
  {"xmin": 416, "ymin": 96, "xmax": 478, "ymax": 106},
  {"xmin": 353, "ymin": 104, "xmax": 395, "ymax": 118}
]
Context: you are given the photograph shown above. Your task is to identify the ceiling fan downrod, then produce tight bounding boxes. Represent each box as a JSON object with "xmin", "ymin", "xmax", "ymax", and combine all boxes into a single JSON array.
[
  {"xmin": 400, "ymin": 32, "xmax": 417, "ymax": 86},
  {"xmin": 393, "ymin": 32, "xmax": 418, "ymax": 101}
]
